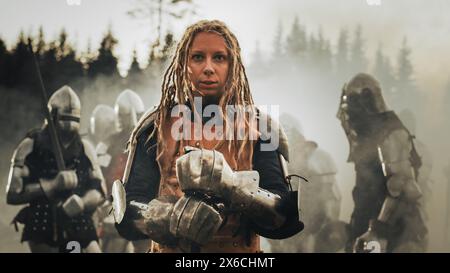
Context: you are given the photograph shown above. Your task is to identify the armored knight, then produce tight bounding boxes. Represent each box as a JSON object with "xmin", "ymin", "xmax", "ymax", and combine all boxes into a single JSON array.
[
  {"xmin": 337, "ymin": 73, "xmax": 427, "ymax": 253},
  {"xmin": 6, "ymin": 85, "xmax": 105, "ymax": 253},
  {"xmin": 89, "ymin": 104, "xmax": 133, "ymax": 253},
  {"xmin": 268, "ymin": 114, "xmax": 343, "ymax": 253}
]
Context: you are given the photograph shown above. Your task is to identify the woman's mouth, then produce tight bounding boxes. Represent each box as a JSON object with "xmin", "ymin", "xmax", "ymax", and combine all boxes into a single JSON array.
[{"xmin": 199, "ymin": 81, "xmax": 219, "ymax": 88}]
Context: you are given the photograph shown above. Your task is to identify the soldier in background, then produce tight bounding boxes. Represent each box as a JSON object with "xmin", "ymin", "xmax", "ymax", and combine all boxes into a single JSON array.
[
  {"xmin": 6, "ymin": 86, "xmax": 105, "ymax": 252},
  {"xmin": 103, "ymin": 89, "xmax": 145, "ymax": 197},
  {"xmin": 338, "ymin": 73, "xmax": 427, "ymax": 253},
  {"xmin": 267, "ymin": 114, "xmax": 344, "ymax": 253},
  {"xmin": 89, "ymin": 104, "xmax": 133, "ymax": 253},
  {"xmin": 398, "ymin": 109, "xmax": 433, "ymax": 222},
  {"xmin": 103, "ymin": 89, "xmax": 148, "ymax": 252}
]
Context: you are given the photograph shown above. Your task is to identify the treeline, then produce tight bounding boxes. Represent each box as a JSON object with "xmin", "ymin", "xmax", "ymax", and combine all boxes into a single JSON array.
[
  {"xmin": 0, "ymin": 26, "xmax": 175, "ymax": 149},
  {"xmin": 247, "ymin": 17, "xmax": 420, "ymax": 111},
  {"xmin": 0, "ymin": 26, "xmax": 175, "ymax": 94}
]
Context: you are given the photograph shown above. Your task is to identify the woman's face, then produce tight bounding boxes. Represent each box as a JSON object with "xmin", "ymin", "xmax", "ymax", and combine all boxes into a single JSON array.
[{"xmin": 188, "ymin": 32, "xmax": 230, "ymax": 99}]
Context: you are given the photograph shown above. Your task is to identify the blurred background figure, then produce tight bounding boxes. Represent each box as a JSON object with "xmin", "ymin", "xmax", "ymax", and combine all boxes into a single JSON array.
[
  {"xmin": 398, "ymin": 109, "xmax": 434, "ymax": 223},
  {"xmin": 89, "ymin": 104, "xmax": 133, "ymax": 253},
  {"xmin": 109, "ymin": 89, "xmax": 149, "ymax": 253},
  {"xmin": 6, "ymin": 86, "xmax": 105, "ymax": 253},
  {"xmin": 338, "ymin": 73, "xmax": 428, "ymax": 253},
  {"xmin": 266, "ymin": 113, "xmax": 345, "ymax": 253}
]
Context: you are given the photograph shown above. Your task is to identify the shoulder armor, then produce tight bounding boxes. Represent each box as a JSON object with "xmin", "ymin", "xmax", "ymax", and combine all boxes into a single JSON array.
[
  {"xmin": 7, "ymin": 137, "xmax": 34, "ymax": 198},
  {"xmin": 128, "ymin": 106, "xmax": 159, "ymax": 148},
  {"xmin": 379, "ymin": 129, "xmax": 412, "ymax": 165},
  {"xmin": 122, "ymin": 106, "xmax": 159, "ymax": 185},
  {"xmin": 12, "ymin": 137, "xmax": 35, "ymax": 168},
  {"xmin": 257, "ymin": 109, "xmax": 289, "ymax": 161}
]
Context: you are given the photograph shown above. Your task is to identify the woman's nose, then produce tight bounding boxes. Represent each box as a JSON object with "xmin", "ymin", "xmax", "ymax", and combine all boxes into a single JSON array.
[{"xmin": 203, "ymin": 58, "xmax": 214, "ymax": 76}]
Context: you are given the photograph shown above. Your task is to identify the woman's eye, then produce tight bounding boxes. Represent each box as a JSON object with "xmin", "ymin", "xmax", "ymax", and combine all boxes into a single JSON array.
[
  {"xmin": 214, "ymin": 55, "xmax": 226, "ymax": 62},
  {"xmin": 192, "ymin": 54, "xmax": 204, "ymax": 61}
]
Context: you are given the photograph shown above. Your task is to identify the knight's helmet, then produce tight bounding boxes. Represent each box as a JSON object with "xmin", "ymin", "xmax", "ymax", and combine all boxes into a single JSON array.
[
  {"xmin": 114, "ymin": 89, "xmax": 145, "ymax": 132},
  {"xmin": 338, "ymin": 73, "xmax": 388, "ymax": 117},
  {"xmin": 47, "ymin": 85, "xmax": 81, "ymax": 133},
  {"xmin": 337, "ymin": 73, "xmax": 389, "ymax": 138},
  {"xmin": 337, "ymin": 73, "xmax": 388, "ymax": 120},
  {"xmin": 90, "ymin": 104, "xmax": 117, "ymax": 143}
]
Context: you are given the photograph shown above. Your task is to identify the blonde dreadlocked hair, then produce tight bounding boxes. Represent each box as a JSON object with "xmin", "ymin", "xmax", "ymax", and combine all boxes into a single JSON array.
[{"xmin": 152, "ymin": 20, "xmax": 257, "ymax": 162}]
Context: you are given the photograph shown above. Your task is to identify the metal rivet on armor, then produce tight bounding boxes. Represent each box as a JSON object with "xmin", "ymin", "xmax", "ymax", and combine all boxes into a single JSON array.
[
  {"xmin": 33, "ymin": 227, "xmax": 36, "ymax": 231},
  {"xmin": 84, "ymin": 227, "xmax": 88, "ymax": 230},
  {"xmin": 37, "ymin": 205, "xmax": 40, "ymax": 208},
  {"xmin": 35, "ymin": 212, "xmax": 39, "ymax": 216},
  {"xmin": 42, "ymin": 227, "xmax": 46, "ymax": 231},
  {"xmin": 43, "ymin": 220, "xmax": 47, "ymax": 223},
  {"xmin": 34, "ymin": 220, "xmax": 38, "ymax": 223}
]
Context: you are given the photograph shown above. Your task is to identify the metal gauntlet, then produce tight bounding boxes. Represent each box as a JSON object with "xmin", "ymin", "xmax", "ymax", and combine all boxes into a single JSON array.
[
  {"xmin": 130, "ymin": 196, "xmax": 179, "ymax": 246},
  {"xmin": 176, "ymin": 148, "xmax": 286, "ymax": 230},
  {"xmin": 130, "ymin": 195, "xmax": 222, "ymax": 247}
]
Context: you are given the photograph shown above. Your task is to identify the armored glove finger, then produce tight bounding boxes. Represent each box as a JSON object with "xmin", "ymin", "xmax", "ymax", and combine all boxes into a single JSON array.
[
  {"xmin": 176, "ymin": 147, "xmax": 244, "ymax": 201},
  {"xmin": 40, "ymin": 170, "xmax": 78, "ymax": 199},
  {"xmin": 62, "ymin": 194, "xmax": 84, "ymax": 218},
  {"xmin": 169, "ymin": 195, "xmax": 223, "ymax": 245},
  {"xmin": 58, "ymin": 170, "xmax": 79, "ymax": 191}
]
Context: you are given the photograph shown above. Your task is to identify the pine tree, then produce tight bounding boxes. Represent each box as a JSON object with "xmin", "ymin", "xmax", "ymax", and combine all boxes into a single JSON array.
[
  {"xmin": 373, "ymin": 44, "xmax": 396, "ymax": 98},
  {"xmin": 11, "ymin": 31, "xmax": 33, "ymax": 88},
  {"xmin": 397, "ymin": 37, "xmax": 414, "ymax": 90},
  {"xmin": 59, "ymin": 48, "xmax": 84, "ymax": 88},
  {"xmin": 160, "ymin": 32, "xmax": 175, "ymax": 65},
  {"xmin": 128, "ymin": 49, "xmax": 142, "ymax": 76},
  {"xmin": 272, "ymin": 19, "xmax": 284, "ymax": 60},
  {"xmin": 0, "ymin": 37, "xmax": 10, "ymax": 86},
  {"xmin": 336, "ymin": 28, "xmax": 349, "ymax": 77},
  {"xmin": 87, "ymin": 28, "xmax": 119, "ymax": 78},
  {"xmin": 286, "ymin": 16, "xmax": 307, "ymax": 64},
  {"xmin": 249, "ymin": 40, "xmax": 265, "ymax": 77},
  {"xmin": 127, "ymin": 49, "xmax": 144, "ymax": 90},
  {"xmin": 350, "ymin": 25, "xmax": 367, "ymax": 73},
  {"xmin": 36, "ymin": 26, "xmax": 46, "ymax": 56},
  {"xmin": 395, "ymin": 37, "xmax": 417, "ymax": 110},
  {"xmin": 316, "ymin": 27, "xmax": 332, "ymax": 74}
]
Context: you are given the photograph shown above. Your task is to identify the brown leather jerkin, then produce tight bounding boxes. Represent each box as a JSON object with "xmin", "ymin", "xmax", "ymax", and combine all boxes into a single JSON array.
[{"xmin": 150, "ymin": 115, "xmax": 261, "ymax": 253}]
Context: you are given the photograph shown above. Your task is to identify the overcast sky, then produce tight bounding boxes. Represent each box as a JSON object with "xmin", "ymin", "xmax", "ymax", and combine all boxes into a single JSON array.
[
  {"xmin": 2, "ymin": 0, "xmax": 450, "ymax": 251},
  {"xmin": 1, "ymin": 0, "xmax": 449, "ymax": 90}
]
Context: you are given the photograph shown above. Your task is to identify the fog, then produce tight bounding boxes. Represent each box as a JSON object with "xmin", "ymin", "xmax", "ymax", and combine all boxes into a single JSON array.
[{"xmin": 1, "ymin": 0, "xmax": 449, "ymax": 252}]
